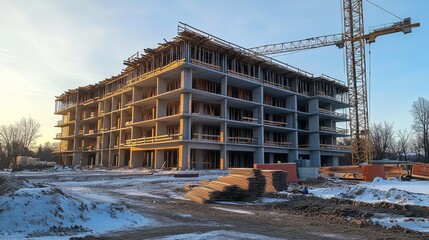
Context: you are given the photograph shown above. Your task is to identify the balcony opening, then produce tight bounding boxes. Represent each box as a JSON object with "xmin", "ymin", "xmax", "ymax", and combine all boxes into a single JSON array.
[
  {"xmin": 228, "ymin": 151, "xmax": 253, "ymax": 168},
  {"xmin": 163, "ymin": 149, "xmax": 178, "ymax": 169}
]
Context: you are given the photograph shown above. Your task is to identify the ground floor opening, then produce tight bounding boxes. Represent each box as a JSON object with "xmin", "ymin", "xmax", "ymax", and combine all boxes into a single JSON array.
[{"xmin": 228, "ymin": 151, "xmax": 253, "ymax": 168}]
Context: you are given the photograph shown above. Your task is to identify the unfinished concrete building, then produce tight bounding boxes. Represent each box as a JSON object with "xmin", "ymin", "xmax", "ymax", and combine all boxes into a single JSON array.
[{"xmin": 54, "ymin": 24, "xmax": 350, "ymax": 170}]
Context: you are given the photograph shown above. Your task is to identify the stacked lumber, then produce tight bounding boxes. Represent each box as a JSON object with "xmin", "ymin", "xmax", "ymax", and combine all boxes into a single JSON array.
[
  {"xmin": 185, "ymin": 168, "xmax": 287, "ymax": 204},
  {"xmin": 217, "ymin": 168, "xmax": 265, "ymax": 198},
  {"xmin": 261, "ymin": 170, "xmax": 288, "ymax": 193},
  {"xmin": 185, "ymin": 180, "xmax": 241, "ymax": 203},
  {"xmin": 208, "ymin": 181, "xmax": 247, "ymax": 201}
]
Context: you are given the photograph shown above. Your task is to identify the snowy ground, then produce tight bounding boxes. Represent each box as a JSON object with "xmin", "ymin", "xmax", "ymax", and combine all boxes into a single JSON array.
[
  {"xmin": 1, "ymin": 168, "xmax": 429, "ymax": 239},
  {"xmin": 0, "ymin": 168, "xmax": 228, "ymax": 239},
  {"xmin": 308, "ymin": 177, "xmax": 429, "ymax": 232}
]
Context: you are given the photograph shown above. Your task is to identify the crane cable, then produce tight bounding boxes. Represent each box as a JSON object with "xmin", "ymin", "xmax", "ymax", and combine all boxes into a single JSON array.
[{"xmin": 365, "ymin": 0, "xmax": 403, "ymax": 21}]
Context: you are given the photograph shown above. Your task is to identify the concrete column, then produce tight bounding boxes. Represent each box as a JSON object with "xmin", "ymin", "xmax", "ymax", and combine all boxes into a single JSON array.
[
  {"xmin": 130, "ymin": 150, "xmax": 143, "ymax": 168},
  {"xmin": 220, "ymin": 145, "xmax": 227, "ymax": 169},
  {"xmin": 254, "ymin": 147, "xmax": 264, "ymax": 165},
  {"xmin": 95, "ymin": 152, "xmax": 100, "ymax": 166},
  {"xmin": 72, "ymin": 152, "xmax": 81, "ymax": 166},
  {"xmin": 255, "ymin": 126, "xmax": 263, "ymax": 146},
  {"xmin": 288, "ymin": 149, "xmax": 299, "ymax": 163},
  {"xmin": 157, "ymin": 77, "xmax": 166, "ymax": 95},
  {"xmin": 180, "ymin": 118, "xmax": 191, "ymax": 140},
  {"xmin": 308, "ymin": 98, "xmax": 319, "ymax": 115},
  {"xmin": 258, "ymin": 65, "xmax": 263, "ymax": 83},
  {"xmin": 253, "ymin": 85, "xmax": 263, "ymax": 104},
  {"xmin": 221, "ymin": 121, "xmax": 227, "ymax": 143},
  {"xmin": 156, "ymin": 99, "xmax": 164, "ymax": 118},
  {"xmin": 118, "ymin": 149, "xmax": 125, "ymax": 166},
  {"xmin": 183, "ymin": 42, "xmax": 190, "ymax": 62},
  {"xmin": 221, "ymin": 99, "xmax": 227, "ymax": 120},
  {"xmin": 181, "ymin": 68, "xmax": 192, "ymax": 90},
  {"xmin": 155, "ymin": 150, "xmax": 164, "ymax": 169},
  {"xmin": 222, "ymin": 54, "xmax": 227, "ymax": 73},
  {"xmin": 179, "ymin": 144, "xmax": 190, "ymax": 170},
  {"xmin": 221, "ymin": 76, "xmax": 227, "ymax": 96},
  {"xmin": 310, "ymin": 151, "xmax": 321, "ymax": 167},
  {"xmin": 180, "ymin": 93, "xmax": 191, "ymax": 114}
]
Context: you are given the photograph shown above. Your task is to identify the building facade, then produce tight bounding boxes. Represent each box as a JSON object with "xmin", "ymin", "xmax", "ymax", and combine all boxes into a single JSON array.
[{"xmin": 55, "ymin": 24, "xmax": 350, "ymax": 170}]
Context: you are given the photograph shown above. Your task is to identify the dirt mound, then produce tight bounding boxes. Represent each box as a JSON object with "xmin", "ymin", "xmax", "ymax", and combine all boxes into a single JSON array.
[
  {"xmin": 0, "ymin": 174, "xmax": 28, "ymax": 195},
  {"xmin": 265, "ymin": 194, "xmax": 429, "ymax": 238}
]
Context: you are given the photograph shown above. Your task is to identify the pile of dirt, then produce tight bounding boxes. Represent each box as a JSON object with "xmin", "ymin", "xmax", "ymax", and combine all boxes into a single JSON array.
[
  {"xmin": 265, "ymin": 193, "xmax": 429, "ymax": 237},
  {"xmin": 0, "ymin": 174, "xmax": 28, "ymax": 195}
]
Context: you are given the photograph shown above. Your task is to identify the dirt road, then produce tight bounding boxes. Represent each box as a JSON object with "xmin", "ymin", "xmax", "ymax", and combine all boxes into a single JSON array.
[
  {"xmin": 10, "ymin": 172, "xmax": 429, "ymax": 239},
  {"xmin": 104, "ymin": 191, "xmax": 428, "ymax": 240}
]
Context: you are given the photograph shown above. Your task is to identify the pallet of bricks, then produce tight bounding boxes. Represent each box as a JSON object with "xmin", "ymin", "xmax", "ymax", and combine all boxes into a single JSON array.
[{"xmin": 185, "ymin": 168, "xmax": 288, "ymax": 204}]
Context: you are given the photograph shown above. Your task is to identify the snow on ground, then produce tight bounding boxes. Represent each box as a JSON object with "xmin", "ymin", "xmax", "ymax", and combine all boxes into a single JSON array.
[
  {"xmin": 0, "ymin": 168, "xmax": 226, "ymax": 239},
  {"xmin": 211, "ymin": 206, "xmax": 255, "ymax": 215},
  {"xmin": 0, "ymin": 183, "xmax": 151, "ymax": 239},
  {"xmin": 148, "ymin": 230, "xmax": 283, "ymax": 240},
  {"xmin": 3, "ymin": 168, "xmax": 429, "ymax": 237},
  {"xmin": 310, "ymin": 177, "xmax": 429, "ymax": 206},
  {"xmin": 371, "ymin": 213, "xmax": 429, "ymax": 232},
  {"xmin": 308, "ymin": 177, "xmax": 429, "ymax": 232}
]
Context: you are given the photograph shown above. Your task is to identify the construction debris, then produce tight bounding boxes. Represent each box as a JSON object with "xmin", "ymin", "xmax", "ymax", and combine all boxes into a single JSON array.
[{"xmin": 185, "ymin": 168, "xmax": 288, "ymax": 204}]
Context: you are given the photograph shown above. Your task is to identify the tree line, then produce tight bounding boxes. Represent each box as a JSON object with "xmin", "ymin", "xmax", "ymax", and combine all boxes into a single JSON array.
[
  {"xmin": 0, "ymin": 117, "xmax": 58, "ymax": 168},
  {"xmin": 345, "ymin": 97, "xmax": 429, "ymax": 163}
]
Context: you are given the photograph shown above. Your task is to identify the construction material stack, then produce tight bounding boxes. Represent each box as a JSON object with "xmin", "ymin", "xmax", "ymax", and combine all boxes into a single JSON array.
[
  {"xmin": 217, "ymin": 168, "xmax": 265, "ymax": 198},
  {"xmin": 261, "ymin": 170, "xmax": 288, "ymax": 193},
  {"xmin": 185, "ymin": 168, "xmax": 288, "ymax": 204}
]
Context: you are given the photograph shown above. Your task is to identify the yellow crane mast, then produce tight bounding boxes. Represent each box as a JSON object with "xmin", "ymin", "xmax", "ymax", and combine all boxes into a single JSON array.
[{"xmin": 249, "ymin": 0, "xmax": 420, "ymax": 164}]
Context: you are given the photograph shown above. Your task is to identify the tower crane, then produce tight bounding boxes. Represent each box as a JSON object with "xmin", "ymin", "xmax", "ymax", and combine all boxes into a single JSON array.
[{"xmin": 249, "ymin": 0, "xmax": 420, "ymax": 164}]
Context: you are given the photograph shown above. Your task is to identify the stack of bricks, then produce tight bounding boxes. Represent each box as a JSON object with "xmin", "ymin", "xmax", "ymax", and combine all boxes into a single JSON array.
[{"xmin": 185, "ymin": 168, "xmax": 287, "ymax": 204}]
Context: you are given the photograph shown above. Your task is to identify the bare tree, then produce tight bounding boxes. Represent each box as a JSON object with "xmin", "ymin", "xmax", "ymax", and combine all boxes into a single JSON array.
[
  {"xmin": 19, "ymin": 117, "xmax": 41, "ymax": 149},
  {"xmin": 409, "ymin": 135, "xmax": 424, "ymax": 162},
  {"xmin": 0, "ymin": 117, "xmax": 41, "ymax": 164},
  {"xmin": 410, "ymin": 97, "xmax": 429, "ymax": 162},
  {"xmin": 395, "ymin": 128, "xmax": 413, "ymax": 161},
  {"xmin": 36, "ymin": 142, "xmax": 59, "ymax": 163},
  {"xmin": 370, "ymin": 121, "xmax": 394, "ymax": 160}
]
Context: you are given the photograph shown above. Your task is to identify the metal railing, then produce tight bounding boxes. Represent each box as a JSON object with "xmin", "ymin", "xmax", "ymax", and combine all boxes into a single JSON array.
[
  {"xmin": 125, "ymin": 133, "xmax": 182, "ymax": 146},
  {"xmin": 320, "ymin": 144, "xmax": 351, "ymax": 151},
  {"xmin": 319, "ymin": 126, "xmax": 347, "ymax": 134},
  {"xmin": 264, "ymin": 80, "xmax": 291, "ymax": 90},
  {"xmin": 318, "ymin": 108, "xmax": 348, "ymax": 118},
  {"xmin": 192, "ymin": 133, "xmax": 221, "ymax": 142},
  {"xmin": 241, "ymin": 116, "xmax": 258, "ymax": 123},
  {"xmin": 264, "ymin": 141, "xmax": 292, "ymax": 147},
  {"xmin": 264, "ymin": 120, "xmax": 287, "ymax": 127},
  {"xmin": 227, "ymin": 136, "xmax": 257, "ymax": 145},
  {"xmin": 191, "ymin": 59, "xmax": 221, "ymax": 71}
]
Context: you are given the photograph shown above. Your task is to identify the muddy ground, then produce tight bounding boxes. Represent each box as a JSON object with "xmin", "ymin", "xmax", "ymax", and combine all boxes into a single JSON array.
[
  {"xmin": 4, "ymin": 173, "xmax": 429, "ymax": 239},
  {"xmin": 105, "ymin": 186, "xmax": 429, "ymax": 240}
]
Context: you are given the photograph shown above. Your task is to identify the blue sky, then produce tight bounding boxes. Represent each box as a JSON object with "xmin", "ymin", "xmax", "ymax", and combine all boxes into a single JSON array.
[{"xmin": 0, "ymin": 0, "xmax": 428, "ymax": 145}]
